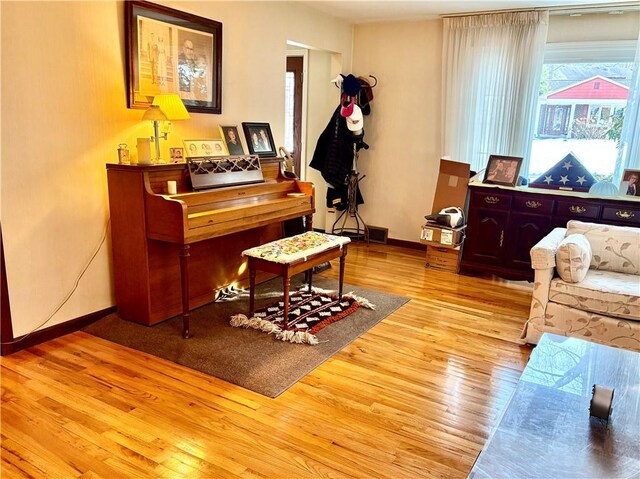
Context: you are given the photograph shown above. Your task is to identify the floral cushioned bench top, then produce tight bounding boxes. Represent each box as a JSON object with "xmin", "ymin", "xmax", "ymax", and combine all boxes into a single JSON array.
[{"xmin": 242, "ymin": 231, "xmax": 350, "ymax": 264}]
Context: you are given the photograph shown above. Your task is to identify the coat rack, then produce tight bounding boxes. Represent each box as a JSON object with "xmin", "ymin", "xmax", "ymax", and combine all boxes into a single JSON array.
[
  {"xmin": 327, "ymin": 73, "xmax": 377, "ymax": 243},
  {"xmin": 332, "ymin": 144, "xmax": 369, "ymax": 242},
  {"xmin": 333, "ymin": 74, "xmax": 378, "ymax": 89}
]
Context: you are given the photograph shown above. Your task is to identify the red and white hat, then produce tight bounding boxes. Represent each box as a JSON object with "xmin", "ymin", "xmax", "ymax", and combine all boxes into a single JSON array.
[
  {"xmin": 340, "ymin": 93, "xmax": 355, "ymax": 118},
  {"xmin": 346, "ymin": 104, "xmax": 363, "ymax": 133}
]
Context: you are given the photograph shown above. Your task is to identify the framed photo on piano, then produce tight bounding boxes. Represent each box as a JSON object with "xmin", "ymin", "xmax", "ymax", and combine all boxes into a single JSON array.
[
  {"xmin": 184, "ymin": 139, "xmax": 228, "ymax": 158},
  {"xmin": 242, "ymin": 122, "xmax": 276, "ymax": 158}
]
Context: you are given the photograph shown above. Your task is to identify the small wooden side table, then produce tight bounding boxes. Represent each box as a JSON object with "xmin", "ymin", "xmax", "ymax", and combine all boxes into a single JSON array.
[{"xmin": 242, "ymin": 232, "xmax": 351, "ymax": 330}]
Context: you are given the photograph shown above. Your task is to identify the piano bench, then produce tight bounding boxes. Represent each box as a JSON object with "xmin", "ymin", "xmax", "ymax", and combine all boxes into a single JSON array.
[{"xmin": 242, "ymin": 232, "xmax": 351, "ymax": 330}]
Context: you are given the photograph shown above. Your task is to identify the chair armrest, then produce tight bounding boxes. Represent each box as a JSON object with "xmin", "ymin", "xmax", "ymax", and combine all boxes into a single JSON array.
[{"xmin": 530, "ymin": 227, "xmax": 567, "ymax": 270}]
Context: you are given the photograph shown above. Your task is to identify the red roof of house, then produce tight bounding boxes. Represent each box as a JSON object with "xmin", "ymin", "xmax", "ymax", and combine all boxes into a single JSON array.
[{"xmin": 547, "ymin": 76, "xmax": 628, "ymax": 100}]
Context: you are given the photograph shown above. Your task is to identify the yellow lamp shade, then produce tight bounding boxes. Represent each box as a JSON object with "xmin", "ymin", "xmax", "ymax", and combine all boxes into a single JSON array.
[
  {"xmin": 141, "ymin": 104, "xmax": 167, "ymax": 121},
  {"xmin": 152, "ymin": 94, "xmax": 191, "ymax": 121}
]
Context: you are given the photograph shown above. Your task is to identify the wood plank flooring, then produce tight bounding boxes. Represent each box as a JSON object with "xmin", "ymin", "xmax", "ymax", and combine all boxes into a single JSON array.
[{"xmin": 1, "ymin": 243, "xmax": 533, "ymax": 478}]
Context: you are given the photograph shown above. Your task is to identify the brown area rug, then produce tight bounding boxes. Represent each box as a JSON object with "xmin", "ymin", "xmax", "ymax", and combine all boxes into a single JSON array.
[{"xmin": 83, "ymin": 276, "xmax": 409, "ymax": 397}]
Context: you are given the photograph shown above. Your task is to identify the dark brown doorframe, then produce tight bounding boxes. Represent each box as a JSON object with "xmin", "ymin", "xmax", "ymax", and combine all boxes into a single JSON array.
[{"xmin": 286, "ymin": 56, "xmax": 303, "ymax": 177}]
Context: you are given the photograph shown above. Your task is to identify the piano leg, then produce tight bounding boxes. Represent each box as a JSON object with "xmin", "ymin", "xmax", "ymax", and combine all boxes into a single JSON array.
[
  {"xmin": 180, "ymin": 245, "xmax": 191, "ymax": 339},
  {"xmin": 305, "ymin": 214, "xmax": 313, "ymax": 232}
]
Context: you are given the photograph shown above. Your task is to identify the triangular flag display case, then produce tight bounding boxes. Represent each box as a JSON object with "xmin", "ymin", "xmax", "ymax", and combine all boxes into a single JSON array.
[{"xmin": 529, "ymin": 152, "xmax": 596, "ymax": 192}]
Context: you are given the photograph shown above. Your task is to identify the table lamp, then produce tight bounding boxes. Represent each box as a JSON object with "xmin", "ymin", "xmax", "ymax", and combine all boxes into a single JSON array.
[{"xmin": 142, "ymin": 94, "xmax": 190, "ymax": 163}]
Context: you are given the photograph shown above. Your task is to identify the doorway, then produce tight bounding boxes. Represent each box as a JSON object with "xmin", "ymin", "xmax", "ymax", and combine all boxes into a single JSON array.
[{"xmin": 285, "ymin": 55, "xmax": 304, "ymax": 177}]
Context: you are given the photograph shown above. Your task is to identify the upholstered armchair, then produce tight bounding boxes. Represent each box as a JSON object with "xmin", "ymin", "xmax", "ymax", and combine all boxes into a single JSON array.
[{"xmin": 521, "ymin": 220, "xmax": 640, "ymax": 351}]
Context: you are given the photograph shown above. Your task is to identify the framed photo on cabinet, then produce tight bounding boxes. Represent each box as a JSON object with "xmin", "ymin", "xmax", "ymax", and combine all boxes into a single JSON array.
[
  {"xmin": 483, "ymin": 155, "xmax": 523, "ymax": 187},
  {"xmin": 620, "ymin": 169, "xmax": 640, "ymax": 197}
]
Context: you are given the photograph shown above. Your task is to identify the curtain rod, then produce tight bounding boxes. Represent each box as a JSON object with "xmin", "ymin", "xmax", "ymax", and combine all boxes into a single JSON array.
[{"xmin": 440, "ymin": 2, "xmax": 640, "ymax": 18}]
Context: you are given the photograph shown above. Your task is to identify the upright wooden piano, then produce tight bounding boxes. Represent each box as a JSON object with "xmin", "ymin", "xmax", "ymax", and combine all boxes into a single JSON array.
[{"xmin": 106, "ymin": 158, "xmax": 315, "ymax": 338}]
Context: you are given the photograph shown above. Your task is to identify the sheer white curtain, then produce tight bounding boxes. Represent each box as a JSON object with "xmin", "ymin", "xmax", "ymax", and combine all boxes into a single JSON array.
[
  {"xmin": 614, "ymin": 32, "xmax": 640, "ymax": 184},
  {"xmin": 442, "ymin": 11, "xmax": 549, "ymax": 174}
]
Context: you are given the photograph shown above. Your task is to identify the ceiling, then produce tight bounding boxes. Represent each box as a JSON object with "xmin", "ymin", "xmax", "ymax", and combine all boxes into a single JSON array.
[{"xmin": 299, "ymin": 0, "xmax": 640, "ymax": 23}]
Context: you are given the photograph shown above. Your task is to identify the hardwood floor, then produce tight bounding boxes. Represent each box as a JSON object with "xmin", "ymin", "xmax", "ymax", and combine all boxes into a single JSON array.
[{"xmin": 1, "ymin": 243, "xmax": 533, "ymax": 478}]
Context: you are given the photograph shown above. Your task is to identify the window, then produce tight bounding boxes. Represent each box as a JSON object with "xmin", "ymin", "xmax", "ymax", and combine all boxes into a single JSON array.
[
  {"xmin": 528, "ymin": 41, "xmax": 637, "ymax": 183},
  {"xmin": 284, "ymin": 71, "xmax": 295, "ymax": 151}
]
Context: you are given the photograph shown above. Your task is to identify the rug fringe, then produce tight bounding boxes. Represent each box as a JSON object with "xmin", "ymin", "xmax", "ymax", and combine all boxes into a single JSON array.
[
  {"xmin": 230, "ymin": 314, "xmax": 283, "ymax": 334},
  {"xmin": 275, "ymin": 330, "xmax": 319, "ymax": 345},
  {"xmin": 309, "ymin": 286, "xmax": 376, "ymax": 310},
  {"xmin": 308, "ymin": 286, "xmax": 336, "ymax": 295},
  {"xmin": 230, "ymin": 314, "xmax": 319, "ymax": 344},
  {"xmin": 344, "ymin": 292, "xmax": 376, "ymax": 310}
]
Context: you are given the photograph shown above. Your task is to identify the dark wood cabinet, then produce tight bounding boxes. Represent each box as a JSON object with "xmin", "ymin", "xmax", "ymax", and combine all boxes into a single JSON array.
[{"xmin": 461, "ymin": 184, "xmax": 640, "ymax": 281}]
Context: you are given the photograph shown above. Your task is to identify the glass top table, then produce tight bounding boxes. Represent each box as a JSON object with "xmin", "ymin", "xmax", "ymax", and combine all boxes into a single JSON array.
[{"xmin": 469, "ymin": 333, "xmax": 640, "ymax": 479}]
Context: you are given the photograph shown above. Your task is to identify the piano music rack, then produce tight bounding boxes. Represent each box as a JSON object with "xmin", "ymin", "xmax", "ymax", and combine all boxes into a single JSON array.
[{"xmin": 187, "ymin": 155, "xmax": 264, "ymax": 190}]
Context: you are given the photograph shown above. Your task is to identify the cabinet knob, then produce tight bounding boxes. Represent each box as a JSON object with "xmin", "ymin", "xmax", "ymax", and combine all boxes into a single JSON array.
[
  {"xmin": 499, "ymin": 230, "xmax": 504, "ymax": 248},
  {"xmin": 525, "ymin": 200, "xmax": 542, "ymax": 209},
  {"xmin": 484, "ymin": 196, "xmax": 500, "ymax": 204},
  {"xmin": 616, "ymin": 210, "xmax": 635, "ymax": 219},
  {"xmin": 569, "ymin": 205, "xmax": 586, "ymax": 214}
]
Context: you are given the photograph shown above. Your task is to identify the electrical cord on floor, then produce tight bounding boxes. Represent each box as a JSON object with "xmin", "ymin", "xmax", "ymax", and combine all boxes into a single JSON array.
[{"xmin": 1, "ymin": 219, "xmax": 110, "ymax": 345}]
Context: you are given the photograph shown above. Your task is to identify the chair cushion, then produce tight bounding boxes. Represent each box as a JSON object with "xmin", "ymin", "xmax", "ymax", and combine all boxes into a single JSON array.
[
  {"xmin": 550, "ymin": 269, "xmax": 640, "ymax": 320},
  {"xmin": 566, "ymin": 220, "xmax": 640, "ymax": 275},
  {"xmin": 556, "ymin": 234, "xmax": 592, "ymax": 283}
]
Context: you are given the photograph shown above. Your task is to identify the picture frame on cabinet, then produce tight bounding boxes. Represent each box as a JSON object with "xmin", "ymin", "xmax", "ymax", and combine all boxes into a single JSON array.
[
  {"xmin": 620, "ymin": 169, "xmax": 640, "ymax": 197},
  {"xmin": 242, "ymin": 122, "xmax": 277, "ymax": 158},
  {"xmin": 125, "ymin": 1, "xmax": 222, "ymax": 114},
  {"xmin": 483, "ymin": 155, "xmax": 523, "ymax": 187}
]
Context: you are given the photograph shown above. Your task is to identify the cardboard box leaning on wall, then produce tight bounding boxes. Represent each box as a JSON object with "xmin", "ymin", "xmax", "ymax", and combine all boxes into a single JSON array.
[{"xmin": 431, "ymin": 159, "xmax": 470, "ymax": 215}]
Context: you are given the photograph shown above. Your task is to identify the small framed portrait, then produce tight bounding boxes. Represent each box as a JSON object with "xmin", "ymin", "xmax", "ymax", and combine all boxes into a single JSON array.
[
  {"xmin": 218, "ymin": 125, "xmax": 246, "ymax": 156},
  {"xmin": 183, "ymin": 139, "xmax": 228, "ymax": 158},
  {"xmin": 242, "ymin": 122, "xmax": 276, "ymax": 158},
  {"xmin": 483, "ymin": 155, "xmax": 523, "ymax": 187},
  {"xmin": 619, "ymin": 169, "xmax": 640, "ymax": 197},
  {"xmin": 169, "ymin": 147, "xmax": 184, "ymax": 163}
]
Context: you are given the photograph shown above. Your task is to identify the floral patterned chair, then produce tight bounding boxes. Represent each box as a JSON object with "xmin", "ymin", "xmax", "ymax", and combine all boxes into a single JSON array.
[{"xmin": 521, "ymin": 220, "xmax": 640, "ymax": 351}]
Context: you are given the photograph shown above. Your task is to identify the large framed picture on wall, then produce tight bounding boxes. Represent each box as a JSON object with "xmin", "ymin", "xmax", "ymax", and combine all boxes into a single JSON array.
[{"xmin": 125, "ymin": 1, "xmax": 222, "ymax": 114}]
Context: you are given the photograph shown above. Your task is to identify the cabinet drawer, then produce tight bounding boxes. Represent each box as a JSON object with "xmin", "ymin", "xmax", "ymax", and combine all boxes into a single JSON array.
[
  {"xmin": 512, "ymin": 195, "xmax": 554, "ymax": 215},
  {"xmin": 471, "ymin": 191, "xmax": 512, "ymax": 210},
  {"xmin": 556, "ymin": 200, "xmax": 600, "ymax": 219},
  {"xmin": 602, "ymin": 205, "xmax": 640, "ymax": 225}
]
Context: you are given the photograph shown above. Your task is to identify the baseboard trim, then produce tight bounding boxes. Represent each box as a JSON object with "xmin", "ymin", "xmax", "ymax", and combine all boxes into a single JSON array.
[
  {"xmin": 314, "ymin": 227, "xmax": 425, "ymax": 251},
  {"xmin": 1, "ymin": 306, "xmax": 116, "ymax": 356},
  {"xmin": 387, "ymin": 238, "xmax": 424, "ymax": 250}
]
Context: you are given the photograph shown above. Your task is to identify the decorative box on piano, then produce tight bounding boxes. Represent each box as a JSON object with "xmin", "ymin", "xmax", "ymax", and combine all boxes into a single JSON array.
[{"xmin": 106, "ymin": 158, "xmax": 315, "ymax": 334}]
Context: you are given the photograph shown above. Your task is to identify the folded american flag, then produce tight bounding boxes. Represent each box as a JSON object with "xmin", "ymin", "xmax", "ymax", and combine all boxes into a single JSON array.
[{"xmin": 529, "ymin": 152, "xmax": 596, "ymax": 192}]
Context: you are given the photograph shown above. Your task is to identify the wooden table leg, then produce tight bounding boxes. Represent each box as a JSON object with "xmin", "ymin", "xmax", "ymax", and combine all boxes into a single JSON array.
[
  {"xmin": 249, "ymin": 258, "xmax": 256, "ymax": 317},
  {"xmin": 283, "ymin": 276, "xmax": 291, "ymax": 330},
  {"xmin": 179, "ymin": 245, "xmax": 191, "ymax": 339},
  {"xmin": 338, "ymin": 246, "xmax": 347, "ymax": 299}
]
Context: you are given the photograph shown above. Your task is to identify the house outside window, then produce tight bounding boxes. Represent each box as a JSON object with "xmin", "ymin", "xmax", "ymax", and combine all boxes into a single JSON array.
[{"xmin": 530, "ymin": 62, "xmax": 633, "ymax": 182}]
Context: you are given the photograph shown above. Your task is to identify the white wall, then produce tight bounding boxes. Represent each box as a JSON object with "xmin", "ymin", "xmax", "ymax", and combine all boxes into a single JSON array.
[
  {"xmin": 352, "ymin": 20, "xmax": 443, "ymax": 241},
  {"xmin": 1, "ymin": 1, "xmax": 352, "ymax": 337},
  {"xmin": 548, "ymin": 12, "xmax": 640, "ymax": 43},
  {"xmin": 305, "ymin": 49, "xmax": 344, "ymax": 230}
]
